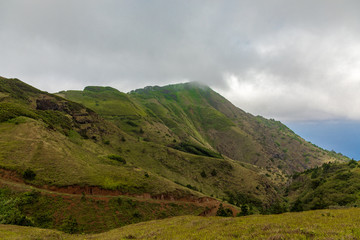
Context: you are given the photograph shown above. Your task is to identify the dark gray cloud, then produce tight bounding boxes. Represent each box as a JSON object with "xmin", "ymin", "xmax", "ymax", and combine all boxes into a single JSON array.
[{"xmin": 1, "ymin": 0, "xmax": 360, "ymax": 121}]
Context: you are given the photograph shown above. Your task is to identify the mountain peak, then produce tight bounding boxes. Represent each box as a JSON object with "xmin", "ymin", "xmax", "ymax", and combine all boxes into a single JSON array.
[
  {"xmin": 84, "ymin": 86, "xmax": 120, "ymax": 93},
  {"xmin": 130, "ymin": 81, "xmax": 211, "ymax": 95}
]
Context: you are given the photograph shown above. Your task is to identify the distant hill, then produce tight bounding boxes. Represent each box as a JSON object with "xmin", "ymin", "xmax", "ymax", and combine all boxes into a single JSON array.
[{"xmin": 287, "ymin": 160, "xmax": 360, "ymax": 211}]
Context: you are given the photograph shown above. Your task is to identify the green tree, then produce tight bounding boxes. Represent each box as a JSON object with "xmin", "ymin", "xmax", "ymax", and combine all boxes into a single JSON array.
[
  {"xmin": 216, "ymin": 203, "xmax": 233, "ymax": 217},
  {"xmin": 240, "ymin": 204, "xmax": 250, "ymax": 216},
  {"xmin": 23, "ymin": 169, "xmax": 36, "ymax": 181},
  {"xmin": 60, "ymin": 216, "xmax": 79, "ymax": 234},
  {"xmin": 290, "ymin": 199, "xmax": 303, "ymax": 212}
]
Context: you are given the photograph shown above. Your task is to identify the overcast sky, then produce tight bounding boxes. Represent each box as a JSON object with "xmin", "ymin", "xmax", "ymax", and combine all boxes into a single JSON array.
[{"xmin": 1, "ymin": 0, "xmax": 360, "ymax": 122}]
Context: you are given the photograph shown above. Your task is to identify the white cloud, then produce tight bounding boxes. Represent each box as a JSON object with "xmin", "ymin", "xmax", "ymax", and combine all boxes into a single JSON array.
[{"xmin": 1, "ymin": 0, "xmax": 360, "ymax": 121}]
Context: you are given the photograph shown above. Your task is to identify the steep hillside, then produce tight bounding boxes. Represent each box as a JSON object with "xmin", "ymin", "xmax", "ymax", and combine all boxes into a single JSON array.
[
  {"xmin": 0, "ymin": 77, "xmax": 283, "ymax": 232},
  {"xmin": 0, "ymin": 77, "xmax": 180, "ymax": 195},
  {"xmin": 61, "ymin": 82, "xmax": 349, "ymax": 184},
  {"xmin": 287, "ymin": 160, "xmax": 360, "ymax": 211}
]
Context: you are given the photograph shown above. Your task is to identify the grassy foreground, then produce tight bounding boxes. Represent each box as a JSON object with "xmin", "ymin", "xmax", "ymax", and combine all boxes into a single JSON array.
[{"xmin": 2, "ymin": 208, "xmax": 360, "ymax": 239}]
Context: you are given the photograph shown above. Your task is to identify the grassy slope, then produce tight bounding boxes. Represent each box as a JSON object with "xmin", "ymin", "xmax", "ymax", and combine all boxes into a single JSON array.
[
  {"xmin": 287, "ymin": 160, "xmax": 360, "ymax": 211},
  {"xmin": 2, "ymin": 208, "xmax": 360, "ymax": 239},
  {"xmin": 0, "ymin": 185, "xmax": 205, "ymax": 234},
  {"xmin": 1, "ymin": 77, "xmax": 273, "ymax": 199},
  {"xmin": 0, "ymin": 115, "xmax": 277, "ymax": 203},
  {"xmin": 130, "ymin": 83, "xmax": 349, "ymax": 178},
  {"xmin": 61, "ymin": 82, "xmax": 349, "ymax": 185},
  {"xmin": 0, "ymin": 77, "xmax": 285, "ymax": 233},
  {"xmin": 0, "ymin": 119, "xmax": 183, "ymax": 195}
]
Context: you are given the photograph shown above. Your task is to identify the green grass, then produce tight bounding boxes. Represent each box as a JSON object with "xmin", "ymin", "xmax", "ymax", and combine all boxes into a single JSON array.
[
  {"xmin": 0, "ymin": 77, "xmax": 354, "ymax": 234},
  {"xmin": 0, "ymin": 186, "xmax": 205, "ymax": 233},
  {"xmin": 287, "ymin": 161, "xmax": 360, "ymax": 211},
  {"xmin": 2, "ymin": 208, "xmax": 360, "ymax": 239},
  {"xmin": 0, "ymin": 119, "xmax": 184, "ymax": 195},
  {"xmin": 0, "ymin": 115, "xmax": 277, "ymax": 207}
]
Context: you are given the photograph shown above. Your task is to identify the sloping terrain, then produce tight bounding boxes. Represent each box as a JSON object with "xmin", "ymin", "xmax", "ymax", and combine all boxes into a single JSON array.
[
  {"xmin": 2, "ymin": 208, "xmax": 360, "ymax": 239},
  {"xmin": 0, "ymin": 77, "xmax": 352, "ymax": 234},
  {"xmin": 287, "ymin": 160, "xmax": 360, "ymax": 211},
  {"xmin": 61, "ymin": 82, "xmax": 349, "ymax": 183},
  {"xmin": 0, "ymin": 77, "xmax": 283, "ymax": 233}
]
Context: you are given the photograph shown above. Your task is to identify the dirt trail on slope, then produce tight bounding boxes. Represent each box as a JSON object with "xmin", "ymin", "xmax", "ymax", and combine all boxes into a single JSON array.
[{"xmin": 0, "ymin": 168, "xmax": 239, "ymax": 216}]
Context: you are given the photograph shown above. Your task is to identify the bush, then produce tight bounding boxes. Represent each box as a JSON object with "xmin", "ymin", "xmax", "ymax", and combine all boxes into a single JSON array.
[
  {"xmin": 267, "ymin": 201, "xmax": 287, "ymax": 214},
  {"xmin": 23, "ymin": 169, "xmax": 36, "ymax": 181},
  {"xmin": 290, "ymin": 199, "xmax": 304, "ymax": 212},
  {"xmin": 186, "ymin": 184, "xmax": 198, "ymax": 191},
  {"xmin": 126, "ymin": 120, "xmax": 138, "ymax": 127},
  {"xmin": 0, "ymin": 190, "xmax": 34, "ymax": 226},
  {"xmin": 108, "ymin": 155, "xmax": 126, "ymax": 164},
  {"xmin": 239, "ymin": 204, "xmax": 250, "ymax": 216},
  {"xmin": 133, "ymin": 211, "xmax": 142, "ymax": 218},
  {"xmin": 216, "ymin": 203, "xmax": 233, "ymax": 217},
  {"xmin": 60, "ymin": 216, "xmax": 79, "ymax": 234},
  {"xmin": 0, "ymin": 102, "xmax": 37, "ymax": 122},
  {"xmin": 173, "ymin": 142, "xmax": 223, "ymax": 158},
  {"xmin": 200, "ymin": 170, "xmax": 207, "ymax": 178}
]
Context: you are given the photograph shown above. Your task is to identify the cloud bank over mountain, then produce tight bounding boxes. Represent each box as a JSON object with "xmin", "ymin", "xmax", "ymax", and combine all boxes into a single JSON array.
[{"xmin": 1, "ymin": 0, "xmax": 360, "ymax": 121}]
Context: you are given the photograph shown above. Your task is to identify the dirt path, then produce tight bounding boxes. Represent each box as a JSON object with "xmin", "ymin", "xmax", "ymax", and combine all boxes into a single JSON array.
[{"xmin": 0, "ymin": 173, "xmax": 238, "ymax": 216}]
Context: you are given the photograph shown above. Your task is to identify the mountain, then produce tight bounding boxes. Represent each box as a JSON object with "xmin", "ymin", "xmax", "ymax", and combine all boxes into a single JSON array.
[
  {"xmin": 60, "ymin": 82, "xmax": 349, "ymax": 181},
  {"xmin": 0, "ymin": 76, "xmax": 350, "ymax": 233},
  {"xmin": 0, "ymin": 77, "xmax": 275, "ymax": 232}
]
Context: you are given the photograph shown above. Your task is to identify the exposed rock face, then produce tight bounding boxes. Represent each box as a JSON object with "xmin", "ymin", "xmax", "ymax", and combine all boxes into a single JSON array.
[
  {"xmin": 35, "ymin": 95, "xmax": 71, "ymax": 112},
  {"xmin": 35, "ymin": 95, "xmax": 105, "ymax": 140},
  {"xmin": 36, "ymin": 98, "xmax": 61, "ymax": 111}
]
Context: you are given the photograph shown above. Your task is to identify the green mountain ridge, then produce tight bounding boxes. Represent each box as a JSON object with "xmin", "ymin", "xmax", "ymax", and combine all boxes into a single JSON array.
[
  {"xmin": 0, "ymin": 76, "xmax": 352, "ymax": 234},
  {"xmin": 60, "ymin": 82, "xmax": 349, "ymax": 179}
]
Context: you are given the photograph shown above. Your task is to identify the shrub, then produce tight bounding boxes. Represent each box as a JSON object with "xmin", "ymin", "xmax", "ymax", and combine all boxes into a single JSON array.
[
  {"xmin": 108, "ymin": 155, "xmax": 126, "ymax": 164},
  {"xmin": 126, "ymin": 120, "xmax": 138, "ymax": 127},
  {"xmin": 60, "ymin": 216, "xmax": 79, "ymax": 234},
  {"xmin": 23, "ymin": 169, "xmax": 36, "ymax": 181},
  {"xmin": 238, "ymin": 204, "xmax": 250, "ymax": 216},
  {"xmin": 173, "ymin": 142, "xmax": 223, "ymax": 159},
  {"xmin": 186, "ymin": 184, "xmax": 198, "ymax": 191},
  {"xmin": 290, "ymin": 199, "xmax": 304, "ymax": 212},
  {"xmin": 133, "ymin": 211, "xmax": 142, "ymax": 218},
  {"xmin": 348, "ymin": 159, "xmax": 358, "ymax": 168},
  {"xmin": 216, "ymin": 203, "xmax": 233, "ymax": 217},
  {"xmin": 200, "ymin": 170, "xmax": 207, "ymax": 178}
]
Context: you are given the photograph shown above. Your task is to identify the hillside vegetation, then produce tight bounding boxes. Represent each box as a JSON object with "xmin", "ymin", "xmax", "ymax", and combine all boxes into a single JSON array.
[
  {"xmin": 0, "ymin": 76, "xmax": 352, "ymax": 234},
  {"xmin": 287, "ymin": 160, "xmax": 360, "ymax": 211},
  {"xmin": 0, "ymin": 77, "xmax": 282, "ymax": 233},
  {"xmin": 61, "ymin": 82, "xmax": 349, "ymax": 183},
  {"xmin": 2, "ymin": 208, "xmax": 360, "ymax": 239}
]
